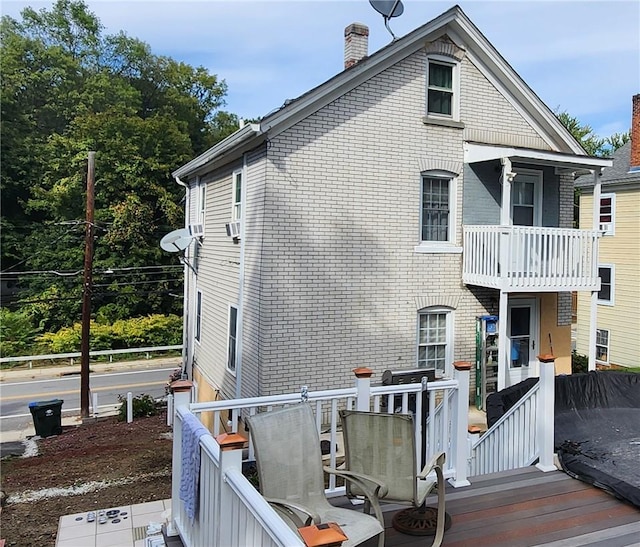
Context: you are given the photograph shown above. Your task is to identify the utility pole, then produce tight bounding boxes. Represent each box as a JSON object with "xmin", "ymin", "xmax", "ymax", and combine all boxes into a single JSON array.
[{"xmin": 80, "ymin": 152, "xmax": 96, "ymax": 419}]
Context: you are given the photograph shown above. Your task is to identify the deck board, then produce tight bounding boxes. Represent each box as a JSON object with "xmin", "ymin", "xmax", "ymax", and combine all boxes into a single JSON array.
[{"xmin": 351, "ymin": 467, "xmax": 639, "ymax": 547}]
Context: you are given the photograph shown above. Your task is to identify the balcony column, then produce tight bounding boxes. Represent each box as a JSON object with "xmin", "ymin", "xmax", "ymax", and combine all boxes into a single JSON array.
[
  {"xmin": 216, "ymin": 433, "xmax": 247, "ymax": 547},
  {"xmin": 588, "ymin": 168, "xmax": 602, "ymax": 371},
  {"xmin": 497, "ymin": 291, "xmax": 508, "ymax": 391},
  {"xmin": 500, "ymin": 157, "xmax": 514, "ymax": 226}
]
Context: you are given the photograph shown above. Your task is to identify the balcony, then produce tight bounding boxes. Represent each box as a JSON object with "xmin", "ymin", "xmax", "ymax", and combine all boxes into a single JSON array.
[{"xmin": 463, "ymin": 225, "xmax": 600, "ymax": 292}]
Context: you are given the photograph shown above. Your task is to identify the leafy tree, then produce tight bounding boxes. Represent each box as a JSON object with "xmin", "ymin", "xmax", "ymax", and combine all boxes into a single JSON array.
[
  {"xmin": 1, "ymin": 0, "xmax": 241, "ymax": 330},
  {"xmin": 556, "ymin": 110, "xmax": 630, "ymax": 157}
]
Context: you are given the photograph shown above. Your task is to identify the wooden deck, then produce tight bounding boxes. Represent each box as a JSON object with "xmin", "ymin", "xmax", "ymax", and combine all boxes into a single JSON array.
[{"xmin": 353, "ymin": 466, "xmax": 639, "ymax": 547}]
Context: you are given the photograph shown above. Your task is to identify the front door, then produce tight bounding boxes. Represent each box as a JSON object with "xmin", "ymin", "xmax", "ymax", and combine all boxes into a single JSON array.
[{"xmin": 507, "ymin": 298, "xmax": 538, "ymax": 386}]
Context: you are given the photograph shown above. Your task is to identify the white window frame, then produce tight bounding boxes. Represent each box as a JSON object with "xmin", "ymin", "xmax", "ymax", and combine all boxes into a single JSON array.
[
  {"xmin": 415, "ymin": 170, "xmax": 460, "ymax": 253},
  {"xmin": 195, "ymin": 290, "xmax": 203, "ymax": 344},
  {"xmin": 595, "ymin": 328, "xmax": 610, "ymax": 364},
  {"xmin": 425, "ymin": 56, "xmax": 460, "ymax": 121},
  {"xmin": 598, "ymin": 193, "xmax": 615, "ymax": 235},
  {"xmin": 232, "ymin": 169, "xmax": 243, "ymax": 221},
  {"xmin": 227, "ymin": 304, "xmax": 238, "ymax": 374},
  {"xmin": 597, "ymin": 264, "xmax": 615, "ymax": 306},
  {"xmin": 417, "ymin": 307, "xmax": 454, "ymax": 378},
  {"xmin": 197, "ymin": 178, "xmax": 206, "ymax": 226},
  {"xmin": 510, "ymin": 168, "xmax": 543, "ymax": 227}
]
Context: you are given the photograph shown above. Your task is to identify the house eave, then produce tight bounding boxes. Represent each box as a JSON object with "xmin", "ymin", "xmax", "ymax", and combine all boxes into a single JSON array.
[
  {"xmin": 172, "ymin": 123, "xmax": 263, "ymax": 180},
  {"xmin": 463, "ymin": 142, "xmax": 613, "ymax": 171}
]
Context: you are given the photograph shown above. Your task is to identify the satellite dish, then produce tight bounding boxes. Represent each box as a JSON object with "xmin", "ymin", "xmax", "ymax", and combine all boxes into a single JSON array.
[
  {"xmin": 369, "ymin": 0, "xmax": 403, "ymax": 18},
  {"xmin": 369, "ymin": 0, "xmax": 404, "ymax": 40},
  {"xmin": 160, "ymin": 228, "xmax": 193, "ymax": 253}
]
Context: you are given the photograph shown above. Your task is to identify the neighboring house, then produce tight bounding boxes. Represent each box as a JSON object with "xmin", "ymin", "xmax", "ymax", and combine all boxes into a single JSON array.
[
  {"xmin": 574, "ymin": 95, "xmax": 640, "ymax": 369},
  {"xmin": 171, "ymin": 6, "xmax": 611, "ymax": 409}
]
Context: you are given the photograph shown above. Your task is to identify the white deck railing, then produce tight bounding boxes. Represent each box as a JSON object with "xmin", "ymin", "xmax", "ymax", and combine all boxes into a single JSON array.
[
  {"xmin": 463, "ymin": 225, "xmax": 599, "ymax": 292},
  {"xmin": 468, "ymin": 357, "xmax": 556, "ymax": 477},
  {"xmin": 468, "ymin": 383, "xmax": 539, "ymax": 477},
  {"xmin": 169, "ymin": 365, "xmax": 473, "ymax": 547}
]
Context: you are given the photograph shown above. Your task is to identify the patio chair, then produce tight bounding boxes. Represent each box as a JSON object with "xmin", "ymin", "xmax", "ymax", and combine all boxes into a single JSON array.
[
  {"xmin": 340, "ymin": 410, "xmax": 447, "ymax": 547},
  {"xmin": 247, "ymin": 403, "xmax": 386, "ymax": 547}
]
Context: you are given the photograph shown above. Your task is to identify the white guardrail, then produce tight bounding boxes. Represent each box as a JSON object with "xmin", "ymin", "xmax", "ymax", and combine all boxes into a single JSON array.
[
  {"xmin": 0, "ymin": 345, "xmax": 183, "ymax": 366},
  {"xmin": 169, "ymin": 365, "xmax": 472, "ymax": 547}
]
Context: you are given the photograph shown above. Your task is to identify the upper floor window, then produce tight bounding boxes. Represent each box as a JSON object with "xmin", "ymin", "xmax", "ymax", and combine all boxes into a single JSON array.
[
  {"xmin": 421, "ymin": 175, "xmax": 451, "ymax": 242},
  {"xmin": 597, "ymin": 265, "xmax": 615, "ymax": 305},
  {"xmin": 417, "ymin": 307, "xmax": 453, "ymax": 378},
  {"xmin": 198, "ymin": 181, "xmax": 206, "ymax": 225},
  {"xmin": 232, "ymin": 170, "xmax": 242, "ymax": 221},
  {"xmin": 427, "ymin": 61, "xmax": 453, "ymax": 116},
  {"xmin": 598, "ymin": 193, "xmax": 615, "ymax": 235},
  {"xmin": 227, "ymin": 305, "xmax": 238, "ymax": 373}
]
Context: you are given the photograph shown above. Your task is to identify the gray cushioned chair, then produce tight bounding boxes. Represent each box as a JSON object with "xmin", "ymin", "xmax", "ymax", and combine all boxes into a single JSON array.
[{"xmin": 247, "ymin": 403, "xmax": 386, "ymax": 547}]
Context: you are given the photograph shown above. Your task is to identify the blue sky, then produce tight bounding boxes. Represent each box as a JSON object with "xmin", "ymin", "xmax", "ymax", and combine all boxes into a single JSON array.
[{"xmin": 3, "ymin": 0, "xmax": 639, "ymax": 140}]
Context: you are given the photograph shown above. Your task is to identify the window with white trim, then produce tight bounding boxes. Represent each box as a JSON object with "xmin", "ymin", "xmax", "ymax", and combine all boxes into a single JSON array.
[
  {"xmin": 195, "ymin": 290, "xmax": 203, "ymax": 343},
  {"xmin": 421, "ymin": 174, "xmax": 453, "ymax": 242},
  {"xmin": 232, "ymin": 170, "xmax": 242, "ymax": 221},
  {"xmin": 198, "ymin": 181, "xmax": 206, "ymax": 224},
  {"xmin": 598, "ymin": 193, "xmax": 615, "ymax": 235},
  {"xmin": 426, "ymin": 57, "xmax": 459, "ymax": 121},
  {"xmin": 597, "ymin": 265, "xmax": 614, "ymax": 305},
  {"xmin": 227, "ymin": 305, "xmax": 238, "ymax": 373},
  {"xmin": 417, "ymin": 308, "xmax": 453, "ymax": 378},
  {"xmin": 596, "ymin": 328, "xmax": 610, "ymax": 364}
]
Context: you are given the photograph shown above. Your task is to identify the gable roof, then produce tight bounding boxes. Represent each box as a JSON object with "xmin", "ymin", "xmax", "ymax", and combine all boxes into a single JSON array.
[
  {"xmin": 174, "ymin": 5, "xmax": 588, "ymax": 179},
  {"xmin": 575, "ymin": 141, "xmax": 639, "ymax": 190}
]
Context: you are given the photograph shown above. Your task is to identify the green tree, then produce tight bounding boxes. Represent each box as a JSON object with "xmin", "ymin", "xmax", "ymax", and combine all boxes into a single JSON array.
[
  {"xmin": 1, "ymin": 0, "xmax": 240, "ymax": 330},
  {"xmin": 556, "ymin": 110, "xmax": 630, "ymax": 157}
]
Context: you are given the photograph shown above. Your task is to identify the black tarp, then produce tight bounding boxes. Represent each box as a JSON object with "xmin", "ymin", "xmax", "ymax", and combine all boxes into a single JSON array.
[
  {"xmin": 554, "ymin": 371, "xmax": 640, "ymax": 507},
  {"xmin": 485, "ymin": 371, "xmax": 640, "ymax": 507}
]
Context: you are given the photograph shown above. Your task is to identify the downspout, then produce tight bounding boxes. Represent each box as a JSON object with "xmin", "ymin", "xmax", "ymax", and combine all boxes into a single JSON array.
[
  {"xmin": 235, "ymin": 155, "xmax": 248, "ymax": 399},
  {"xmin": 175, "ymin": 176, "xmax": 192, "ymax": 379},
  {"xmin": 588, "ymin": 169, "xmax": 602, "ymax": 371}
]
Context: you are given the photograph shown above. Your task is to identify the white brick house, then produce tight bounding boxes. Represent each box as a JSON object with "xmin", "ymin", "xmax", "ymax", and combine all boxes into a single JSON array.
[{"xmin": 172, "ymin": 6, "xmax": 611, "ymax": 406}]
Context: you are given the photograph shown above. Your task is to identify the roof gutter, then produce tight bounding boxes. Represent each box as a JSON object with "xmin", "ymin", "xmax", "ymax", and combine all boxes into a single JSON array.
[{"xmin": 172, "ymin": 123, "xmax": 262, "ymax": 179}]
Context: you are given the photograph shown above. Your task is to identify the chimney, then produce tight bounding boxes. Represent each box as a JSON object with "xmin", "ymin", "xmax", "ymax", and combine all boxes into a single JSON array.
[
  {"xmin": 344, "ymin": 23, "xmax": 369, "ymax": 69},
  {"xmin": 631, "ymin": 94, "xmax": 640, "ymax": 170}
]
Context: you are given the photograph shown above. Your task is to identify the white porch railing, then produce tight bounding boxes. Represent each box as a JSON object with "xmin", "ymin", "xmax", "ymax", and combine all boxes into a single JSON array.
[
  {"xmin": 463, "ymin": 225, "xmax": 599, "ymax": 292},
  {"xmin": 169, "ymin": 364, "xmax": 472, "ymax": 547},
  {"xmin": 468, "ymin": 356, "xmax": 556, "ymax": 477}
]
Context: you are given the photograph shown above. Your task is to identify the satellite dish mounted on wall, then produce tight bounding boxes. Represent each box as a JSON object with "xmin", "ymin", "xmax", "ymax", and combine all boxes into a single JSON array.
[
  {"xmin": 369, "ymin": 0, "xmax": 404, "ymax": 40},
  {"xmin": 160, "ymin": 228, "xmax": 193, "ymax": 253}
]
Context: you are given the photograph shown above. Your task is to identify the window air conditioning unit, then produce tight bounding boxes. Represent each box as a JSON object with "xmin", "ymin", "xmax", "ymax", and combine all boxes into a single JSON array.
[
  {"xmin": 225, "ymin": 221, "xmax": 241, "ymax": 238},
  {"xmin": 189, "ymin": 224, "xmax": 204, "ymax": 237}
]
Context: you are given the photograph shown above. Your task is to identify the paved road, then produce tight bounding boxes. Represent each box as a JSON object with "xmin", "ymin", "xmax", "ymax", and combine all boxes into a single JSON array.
[{"xmin": 0, "ymin": 358, "xmax": 181, "ymax": 443}]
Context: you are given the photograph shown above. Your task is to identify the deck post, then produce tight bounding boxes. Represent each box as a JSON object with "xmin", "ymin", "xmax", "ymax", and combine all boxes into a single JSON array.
[
  {"xmin": 536, "ymin": 355, "xmax": 557, "ymax": 472},
  {"xmin": 353, "ymin": 367, "xmax": 373, "ymax": 411},
  {"xmin": 450, "ymin": 361, "xmax": 471, "ymax": 487},
  {"xmin": 216, "ymin": 433, "xmax": 247, "ymax": 547}
]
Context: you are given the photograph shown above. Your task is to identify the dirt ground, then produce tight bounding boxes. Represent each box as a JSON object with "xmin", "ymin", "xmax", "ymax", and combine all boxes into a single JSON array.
[{"xmin": 0, "ymin": 412, "xmax": 173, "ymax": 547}]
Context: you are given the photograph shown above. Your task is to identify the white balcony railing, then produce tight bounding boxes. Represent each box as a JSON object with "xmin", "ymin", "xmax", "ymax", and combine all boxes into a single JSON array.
[
  {"xmin": 463, "ymin": 225, "xmax": 600, "ymax": 292},
  {"xmin": 169, "ymin": 365, "xmax": 472, "ymax": 547}
]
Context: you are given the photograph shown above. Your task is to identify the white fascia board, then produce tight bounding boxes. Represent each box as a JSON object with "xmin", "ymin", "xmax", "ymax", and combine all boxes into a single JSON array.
[
  {"xmin": 452, "ymin": 15, "xmax": 585, "ymax": 155},
  {"xmin": 464, "ymin": 142, "xmax": 613, "ymax": 170},
  {"xmin": 172, "ymin": 124, "xmax": 262, "ymax": 179},
  {"xmin": 260, "ymin": 8, "xmax": 460, "ymax": 137}
]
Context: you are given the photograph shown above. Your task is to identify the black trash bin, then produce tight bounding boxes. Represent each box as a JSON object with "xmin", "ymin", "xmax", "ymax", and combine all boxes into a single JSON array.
[{"xmin": 28, "ymin": 399, "xmax": 63, "ymax": 437}]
